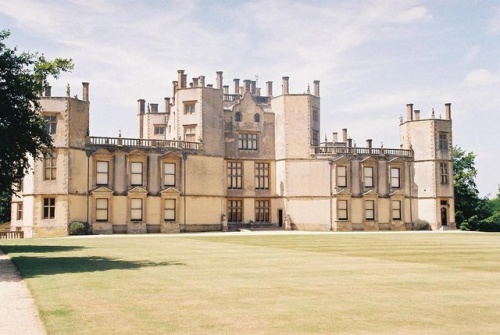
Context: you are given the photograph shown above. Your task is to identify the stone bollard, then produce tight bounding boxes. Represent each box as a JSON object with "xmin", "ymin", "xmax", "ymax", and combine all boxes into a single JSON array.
[{"xmin": 221, "ymin": 213, "xmax": 228, "ymax": 232}]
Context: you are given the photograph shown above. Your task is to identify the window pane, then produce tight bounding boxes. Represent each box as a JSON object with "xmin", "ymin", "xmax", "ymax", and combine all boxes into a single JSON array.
[
  {"xmin": 164, "ymin": 199, "xmax": 175, "ymax": 221},
  {"xmin": 131, "ymin": 162, "xmax": 142, "ymax": 173}
]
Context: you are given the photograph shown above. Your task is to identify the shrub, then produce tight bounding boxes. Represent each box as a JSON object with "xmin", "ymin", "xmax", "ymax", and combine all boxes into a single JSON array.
[
  {"xmin": 413, "ymin": 219, "xmax": 431, "ymax": 231},
  {"xmin": 69, "ymin": 221, "xmax": 89, "ymax": 235}
]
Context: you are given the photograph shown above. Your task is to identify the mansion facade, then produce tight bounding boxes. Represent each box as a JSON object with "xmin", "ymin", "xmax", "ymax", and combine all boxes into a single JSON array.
[{"xmin": 11, "ymin": 70, "xmax": 455, "ymax": 237}]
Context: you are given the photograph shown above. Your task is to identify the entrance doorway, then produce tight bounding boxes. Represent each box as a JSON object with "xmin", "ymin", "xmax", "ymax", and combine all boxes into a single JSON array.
[
  {"xmin": 278, "ymin": 209, "xmax": 283, "ymax": 227},
  {"xmin": 441, "ymin": 206, "xmax": 448, "ymax": 226}
]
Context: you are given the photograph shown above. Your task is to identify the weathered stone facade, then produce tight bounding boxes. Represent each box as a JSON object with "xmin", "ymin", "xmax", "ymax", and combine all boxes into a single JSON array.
[{"xmin": 11, "ymin": 70, "xmax": 455, "ymax": 237}]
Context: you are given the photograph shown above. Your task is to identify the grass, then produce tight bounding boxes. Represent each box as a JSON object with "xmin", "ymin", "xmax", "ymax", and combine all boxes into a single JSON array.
[{"xmin": 1, "ymin": 231, "xmax": 500, "ymax": 334}]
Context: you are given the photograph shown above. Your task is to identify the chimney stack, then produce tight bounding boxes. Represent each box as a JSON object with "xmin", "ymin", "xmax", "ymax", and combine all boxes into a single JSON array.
[
  {"xmin": 406, "ymin": 103, "xmax": 413, "ymax": 121},
  {"xmin": 244, "ymin": 79, "xmax": 251, "ymax": 93},
  {"xmin": 177, "ymin": 70, "xmax": 184, "ymax": 89},
  {"xmin": 199, "ymin": 75, "xmax": 205, "ymax": 87},
  {"xmin": 207, "ymin": 84, "xmax": 213, "ymax": 88},
  {"xmin": 347, "ymin": 138, "xmax": 353, "ymax": 148},
  {"xmin": 366, "ymin": 139, "xmax": 372, "ymax": 148},
  {"xmin": 223, "ymin": 85, "xmax": 229, "ymax": 94},
  {"xmin": 44, "ymin": 85, "xmax": 51, "ymax": 97},
  {"xmin": 445, "ymin": 103, "xmax": 452, "ymax": 120},
  {"xmin": 193, "ymin": 77, "xmax": 199, "ymax": 87},
  {"xmin": 150, "ymin": 103, "xmax": 158, "ymax": 113},
  {"xmin": 266, "ymin": 81, "xmax": 273, "ymax": 97},
  {"xmin": 256, "ymin": 88, "xmax": 261, "ymax": 96},
  {"xmin": 82, "ymin": 82, "xmax": 89, "ymax": 101},
  {"xmin": 137, "ymin": 99, "xmax": 146, "ymax": 114},
  {"xmin": 250, "ymin": 81, "xmax": 256, "ymax": 94},
  {"xmin": 282, "ymin": 76, "xmax": 289, "ymax": 95},
  {"xmin": 164, "ymin": 97, "xmax": 171, "ymax": 114},
  {"xmin": 332, "ymin": 132, "xmax": 338, "ymax": 142},
  {"xmin": 216, "ymin": 71, "xmax": 223, "ymax": 89},
  {"xmin": 234, "ymin": 78, "xmax": 240, "ymax": 94},
  {"xmin": 342, "ymin": 128, "xmax": 348, "ymax": 142},
  {"xmin": 414, "ymin": 110, "xmax": 421, "ymax": 120},
  {"xmin": 313, "ymin": 80, "xmax": 320, "ymax": 97}
]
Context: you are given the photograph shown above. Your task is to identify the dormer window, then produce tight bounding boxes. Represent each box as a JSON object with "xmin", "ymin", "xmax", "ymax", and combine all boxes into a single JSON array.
[{"xmin": 254, "ymin": 113, "xmax": 260, "ymax": 122}]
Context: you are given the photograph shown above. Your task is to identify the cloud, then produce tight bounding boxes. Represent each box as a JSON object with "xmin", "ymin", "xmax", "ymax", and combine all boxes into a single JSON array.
[
  {"xmin": 463, "ymin": 69, "xmax": 500, "ymax": 87},
  {"xmin": 486, "ymin": 6, "xmax": 500, "ymax": 35},
  {"xmin": 395, "ymin": 5, "xmax": 433, "ymax": 23}
]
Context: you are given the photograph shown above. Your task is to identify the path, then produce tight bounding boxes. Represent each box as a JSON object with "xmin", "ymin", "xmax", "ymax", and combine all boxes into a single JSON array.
[{"xmin": 0, "ymin": 249, "xmax": 46, "ymax": 335}]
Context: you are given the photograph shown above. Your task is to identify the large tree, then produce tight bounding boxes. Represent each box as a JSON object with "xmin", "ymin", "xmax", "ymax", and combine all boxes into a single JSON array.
[
  {"xmin": 0, "ymin": 30, "xmax": 73, "ymax": 221},
  {"xmin": 452, "ymin": 146, "xmax": 489, "ymax": 230}
]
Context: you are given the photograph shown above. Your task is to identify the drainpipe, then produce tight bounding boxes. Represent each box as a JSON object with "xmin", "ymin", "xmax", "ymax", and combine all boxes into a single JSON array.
[
  {"xmin": 329, "ymin": 160, "xmax": 333, "ymax": 231},
  {"xmin": 408, "ymin": 160, "xmax": 413, "ymax": 229},
  {"xmin": 86, "ymin": 151, "xmax": 90, "ymax": 228},
  {"xmin": 183, "ymin": 152, "xmax": 187, "ymax": 232}
]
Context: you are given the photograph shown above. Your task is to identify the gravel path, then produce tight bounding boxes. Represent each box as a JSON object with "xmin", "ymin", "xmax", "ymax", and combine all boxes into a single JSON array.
[{"xmin": 0, "ymin": 249, "xmax": 46, "ymax": 335}]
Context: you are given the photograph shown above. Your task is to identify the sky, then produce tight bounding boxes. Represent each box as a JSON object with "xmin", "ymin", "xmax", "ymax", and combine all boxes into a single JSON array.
[{"xmin": 1, "ymin": 0, "xmax": 499, "ymax": 197}]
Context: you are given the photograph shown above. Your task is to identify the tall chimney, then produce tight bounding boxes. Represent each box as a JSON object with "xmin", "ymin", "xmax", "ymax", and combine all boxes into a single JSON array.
[
  {"xmin": 250, "ymin": 81, "xmax": 256, "ymax": 94},
  {"xmin": 150, "ymin": 103, "xmax": 158, "ymax": 113},
  {"xmin": 445, "ymin": 103, "xmax": 452, "ymax": 120},
  {"xmin": 82, "ymin": 82, "xmax": 89, "ymax": 101},
  {"xmin": 406, "ymin": 103, "xmax": 413, "ymax": 121},
  {"xmin": 164, "ymin": 97, "xmax": 171, "ymax": 114},
  {"xmin": 223, "ymin": 85, "xmax": 229, "ymax": 94},
  {"xmin": 244, "ymin": 79, "xmax": 251, "ymax": 93},
  {"xmin": 216, "ymin": 71, "xmax": 223, "ymax": 89},
  {"xmin": 347, "ymin": 138, "xmax": 353, "ymax": 148},
  {"xmin": 172, "ymin": 81, "xmax": 177, "ymax": 96},
  {"xmin": 183, "ymin": 74, "xmax": 187, "ymax": 89},
  {"xmin": 177, "ymin": 70, "xmax": 184, "ymax": 89},
  {"xmin": 192, "ymin": 77, "xmax": 199, "ymax": 87},
  {"xmin": 366, "ymin": 139, "xmax": 372, "ymax": 148},
  {"xmin": 199, "ymin": 75, "xmax": 205, "ymax": 87},
  {"xmin": 282, "ymin": 76, "xmax": 289, "ymax": 95},
  {"xmin": 234, "ymin": 78, "xmax": 240, "ymax": 94},
  {"xmin": 342, "ymin": 128, "xmax": 348, "ymax": 142},
  {"xmin": 44, "ymin": 85, "xmax": 52, "ymax": 97},
  {"xmin": 256, "ymin": 88, "xmax": 261, "ymax": 96},
  {"xmin": 414, "ymin": 110, "xmax": 421, "ymax": 120},
  {"xmin": 332, "ymin": 132, "xmax": 338, "ymax": 142},
  {"xmin": 266, "ymin": 81, "xmax": 273, "ymax": 97},
  {"xmin": 137, "ymin": 99, "xmax": 146, "ymax": 114},
  {"xmin": 313, "ymin": 80, "xmax": 320, "ymax": 97}
]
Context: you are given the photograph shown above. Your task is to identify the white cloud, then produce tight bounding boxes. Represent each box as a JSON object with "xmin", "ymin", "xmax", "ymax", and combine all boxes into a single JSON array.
[
  {"xmin": 463, "ymin": 69, "xmax": 500, "ymax": 87},
  {"xmin": 462, "ymin": 45, "xmax": 481, "ymax": 63},
  {"xmin": 486, "ymin": 6, "xmax": 500, "ymax": 35},
  {"xmin": 395, "ymin": 5, "xmax": 433, "ymax": 23}
]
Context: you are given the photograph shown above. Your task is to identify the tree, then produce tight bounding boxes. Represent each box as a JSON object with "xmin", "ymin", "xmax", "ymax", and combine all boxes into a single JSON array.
[
  {"xmin": 0, "ymin": 30, "xmax": 73, "ymax": 221},
  {"xmin": 452, "ymin": 146, "xmax": 489, "ymax": 230}
]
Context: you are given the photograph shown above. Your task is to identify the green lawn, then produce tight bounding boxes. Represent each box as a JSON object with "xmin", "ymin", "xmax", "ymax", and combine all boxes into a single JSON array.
[{"xmin": 1, "ymin": 232, "xmax": 499, "ymax": 335}]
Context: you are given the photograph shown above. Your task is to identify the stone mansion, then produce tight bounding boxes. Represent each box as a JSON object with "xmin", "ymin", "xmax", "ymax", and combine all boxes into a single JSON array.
[{"xmin": 11, "ymin": 70, "xmax": 455, "ymax": 237}]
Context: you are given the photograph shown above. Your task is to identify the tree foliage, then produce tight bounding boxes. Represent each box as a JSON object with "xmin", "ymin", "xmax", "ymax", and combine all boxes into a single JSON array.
[
  {"xmin": 0, "ymin": 30, "xmax": 73, "ymax": 221},
  {"xmin": 453, "ymin": 146, "xmax": 500, "ymax": 231}
]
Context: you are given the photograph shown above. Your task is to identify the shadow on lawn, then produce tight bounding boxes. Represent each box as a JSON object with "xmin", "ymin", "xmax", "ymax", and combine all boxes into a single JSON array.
[
  {"xmin": 0, "ymin": 245, "xmax": 84, "ymax": 254},
  {"xmin": 10, "ymin": 256, "xmax": 185, "ymax": 279}
]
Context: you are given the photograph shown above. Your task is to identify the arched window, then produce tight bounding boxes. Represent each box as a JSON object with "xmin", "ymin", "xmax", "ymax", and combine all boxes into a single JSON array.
[
  {"xmin": 235, "ymin": 112, "xmax": 242, "ymax": 122},
  {"xmin": 254, "ymin": 113, "xmax": 260, "ymax": 122}
]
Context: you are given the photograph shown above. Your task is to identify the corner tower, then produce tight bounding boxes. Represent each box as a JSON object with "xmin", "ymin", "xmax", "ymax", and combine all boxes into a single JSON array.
[{"xmin": 400, "ymin": 103, "xmax": 455, "ymax": 230}]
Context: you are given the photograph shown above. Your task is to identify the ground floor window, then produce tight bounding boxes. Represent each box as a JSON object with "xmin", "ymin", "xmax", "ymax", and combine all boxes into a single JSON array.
[
  {"xmin": 43, "ymin": 198, "xmax": 55, "ymax": 219},
  {"xmin": 164, "ymin": 199, "xmax": 176, "ymax": 221},
  {"xmin": 392, "ymin": 200, "xmax": 402, "ymax": 220},
  {"xmin": 96, "ymin": 198, "xmax": 108, "ymax": 221},
  {"xmin": 255, "ymin": 200, "xmax": 270, "ymax": 222},
  {"xmin": 228, "ymin": 200, "xmax": 243, "ymax": 223},
  {"xmin": 338, "ymin": 200, "xmax": 348, "ymax": 220},
  {"xmin": 365, "ymin": 200, "xmax": 375, "ymax": 220},
  {"xmin": 131, "ymin": 199, "xmax": 143, "ymax": 221}
]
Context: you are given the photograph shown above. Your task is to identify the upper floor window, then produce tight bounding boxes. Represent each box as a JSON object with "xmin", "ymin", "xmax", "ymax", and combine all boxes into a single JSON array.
[
  {"xmin": 238, "ymin": 133, "xmax": 257, "ymax": 150},
  {"xmin": 440, "ymin": 162, "xmax": 449, "ymax": 184},
  {"xmin": 96, "ymin": 161, "xmax": 109, "ymax": 185},
  {"xmin": 312, "ymin": 108, "xmax": 319, "ymax": 122},
  {"xmin": 439, "ymin": 132, "xmax": 448, "ymax": 151},
  {"xmin": 131, "ymin": 162, "xmax": 143, "ymax": 186},
  {"xmin": 154, "ymin": 126, "xmax": 165, "ymax": 135},
  {"xmin": 227, "ymin": 162, "xmax": 242, "ymax": 189},
  {"xmin": 363, "ymin": 167, "xmax": 374, "ymax": 188},
  {"xmin": 255, "ymin": 163, "xmax": 270, "ymax": 190},
  {"xmin": 365, "ymin": 200, "xmax": 375, "ymax": 221},
  {"xmin": 337, "ymin": 166, "xmax": 347, "ymax": 188},
  {"xmin": 390, "ymin": 167, "xmax": 401, "ymax": 188},
  {"xmin": 43, "ymin": 197, "xmax": 55, "ymax": 219},
  {"xmin": 338, "ymin": 200, "xmax": 348, "ymax": 220},
  {"xmin": 16, "ymin": 203, "xmax": 23, "ymax": 220},
  {"xmin": 254, "ymin": 113, "xmax": 260, "ymax": 122},
  {"xmin": 184, "ymin": 101, "xmax": 196, "ymax": 114},
  {"xmin": 44, "ymin": 115, "xmax": 57, "ymax": 134},
  {"xmin": 164, "ymin": 163, "xmax": 176, "ymax": 187},
  {"xmin": 44, "ymin": 152, "xmax": 57, "ymax": 180},
  {"xmin": 235, "ymin": 112, "xmax": 242, "ymax": 122},
  {"xmin": 184, "ymin": 126, "xmax": 196, "ymax": 142}
]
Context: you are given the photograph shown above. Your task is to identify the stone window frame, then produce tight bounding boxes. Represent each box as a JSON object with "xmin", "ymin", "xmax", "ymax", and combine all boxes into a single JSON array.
[
  {"xmin": 96, "ymin": 161, "xmax": 109, "ymax": 186},
  {"xmin": 391, "ymin": 200, "xmax": 402, "ymax": 221},
  {"xmin": 439, "ymin": 162, "xmax": 449, "ymax": 184},
  {"xmin": 238, "ymin": 133, "xmax": 258, "ymax": 150},
  {"xmin": 227, "ymin": 161, "xmax": 243, "ymax": 189},
  {"xmin": 44, "ymin": 114, "xmax": 57, "ymax": 134},
  {"xmin": 363, "ymin": 165, "xmax": 375, "ymax": 188},
  {"xmin": 336, "ymin": 166, "xmax": 348, "ymax": 188},
  {"xmin": 255, "ymin": 199, "xmax": 270, "ymax": 223},
  {"xmin": 438, "ymin": 132, "xmax": 448, "ymax": 151},
  {"xmin": 183, "ymin": 125, "xmax": 196, "ymax": 142},
  {"xmin": 164, "ymin": 199, "xmax": 176, "ymax": 222},
  {"xmin": 227, "ymin": 199, "xmax": 243, "ymax": 223},
  {"xmin": 235, "ymin": 111, "xmax": 242, "ymax": 122},
  {"xmin": 43, "ymin": 197, "xmax": 56, "ymax": 220},
  {"xmin": 184, "ymin": 101, "xmax": 196, "ymax": 114},
  {"xmin": 154, "ymin": 125, "xmax": 166, "ymax": 135},
  {"xmin": 255, "ymin": 162, "xmax": 270, "ymax": 190},
  {"xmin": 337, "ymin": 199, "xmax": 349, "ymax": 221},
  {"xmin": 254, "ymin": 113, "xmax": 261, "ymax": 122},
  {"xmin": 44, "ymin": 151, "xmax": 57, "ymax": 180},
  {"xmin": 390, "ymin": 166, "xmax": 401, "ymax": 189},
  {"xmin": 364, "ymin": 199, "xmax": 375, "ymax": 221},
  {"xmin": 127, "ymin": 152, "xmax": 147, "ymax": 188},
  {"xmin": 95, "ymin": 198, "xmax": 109, "ymax": 222},
  {"xmin": 16, "ymin": 202, "xmax": 23, "ymax": 221},
  {"xmin": 130, "ymin": 198, "xmax": 143, "ymax": 221}
]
